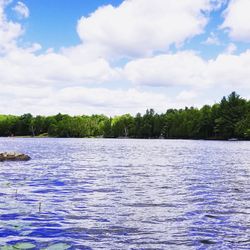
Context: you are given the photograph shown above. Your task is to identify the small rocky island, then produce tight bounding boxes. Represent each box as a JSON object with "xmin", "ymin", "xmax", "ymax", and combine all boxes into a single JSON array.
[{"xmin": 0, "ymin": 152, "xmax": 31, "ymax": 161}]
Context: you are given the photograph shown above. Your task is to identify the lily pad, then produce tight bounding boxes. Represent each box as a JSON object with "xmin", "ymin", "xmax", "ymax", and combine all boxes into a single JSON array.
[
  {"xmin": 1, "ymin": 246, "xmax": 15, "ymax": 250},
  {"xmin": 13, "ymin": 243, "xmax": 36, "ymax": 249},
  {"xmin": 44, "ymin": 243, "xmax": 70, "ymax": 250}
]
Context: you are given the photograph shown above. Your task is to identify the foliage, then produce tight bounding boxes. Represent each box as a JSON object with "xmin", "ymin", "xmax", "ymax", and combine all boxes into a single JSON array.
[{"xmin": 0, "ymin": 92, "xmax": 249, "ymax": 140}]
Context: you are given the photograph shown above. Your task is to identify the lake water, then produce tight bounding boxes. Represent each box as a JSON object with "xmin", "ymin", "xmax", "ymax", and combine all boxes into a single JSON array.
[{"xmin": 0, "ymin": 138, "xmax": 249, "ymax": 249}]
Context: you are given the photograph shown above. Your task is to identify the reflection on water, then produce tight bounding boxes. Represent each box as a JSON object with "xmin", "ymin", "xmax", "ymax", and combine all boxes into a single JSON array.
[{"xmin": 0, "ymin": 138, "xmax": 249, "ymax": 249}]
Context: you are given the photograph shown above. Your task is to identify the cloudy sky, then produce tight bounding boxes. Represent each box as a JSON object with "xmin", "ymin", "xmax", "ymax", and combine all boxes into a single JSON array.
[{"xmin": 1, "ymin": 0, "xmax": 250, "ymax": 115}]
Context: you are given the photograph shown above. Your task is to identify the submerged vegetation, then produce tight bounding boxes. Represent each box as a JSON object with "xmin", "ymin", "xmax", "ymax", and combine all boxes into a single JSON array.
[{"xmin": 0, "ymin": 92, "xmax": 250, "ymax": 140}]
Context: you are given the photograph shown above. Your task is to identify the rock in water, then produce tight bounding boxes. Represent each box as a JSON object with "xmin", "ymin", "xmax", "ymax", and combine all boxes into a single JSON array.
[{"xmin": 0, "ymin": 152, "xmax": 31, "ymax": 161}]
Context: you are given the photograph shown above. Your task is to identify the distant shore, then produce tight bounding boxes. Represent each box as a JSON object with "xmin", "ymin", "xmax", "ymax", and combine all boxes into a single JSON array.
[
  {"xmin": 0, "ymin": 92, "xmax": 249, "ymax": 140},
  {"xmin": 0, "ymin": 136, "xmax": 247, "ymax": 141}
]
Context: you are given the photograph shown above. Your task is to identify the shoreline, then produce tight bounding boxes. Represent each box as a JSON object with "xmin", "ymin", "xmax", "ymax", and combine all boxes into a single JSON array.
[{"xmin": 0, "ymin": 136, "xmax": 248, "ymax": 141}]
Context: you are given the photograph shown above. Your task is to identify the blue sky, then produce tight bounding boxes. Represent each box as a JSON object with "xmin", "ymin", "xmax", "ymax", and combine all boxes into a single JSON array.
[
  {"xmin": 7, "ymin": 0, "xmax": 124, "ymax": 50},
  {"xmin": 6, "ymin": 0, "xmax": 241, "ymax": 58},
  {"xmin": 5, "ymin": 0, "xmax": 232, "ymax": 56},
  {"xmin": 1, "ymin": 0, "xmax": 250, "ymax": 115}
]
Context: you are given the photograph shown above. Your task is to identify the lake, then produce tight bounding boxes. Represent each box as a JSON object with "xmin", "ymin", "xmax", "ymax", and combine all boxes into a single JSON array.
[{"xmin": 0, "ymin": 138, "xmax": 249, "ymax": 249}]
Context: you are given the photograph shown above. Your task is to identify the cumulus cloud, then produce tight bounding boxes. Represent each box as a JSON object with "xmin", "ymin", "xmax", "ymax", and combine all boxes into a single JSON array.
[
  {"xmin": 0, "ymin": 0, "xmax": 250, "ymax": 115},
  {"xmin": 177, "ymin": 90, "xmax": 198, "ymax": 101},
  {"xmin": 0, "ymin": 0, "xmax": 23, "ymax": 53},
  {"xmin": 203, "ymin": 32, "xmax": 221, "ymax": 45},
  {"xmin": 57, "ymin": 87, "xmax": 168, "ymax": 112},
  {"xmin": 124, "ymin": 51, "xmax": 209, "ymax": 87},
  {"xmin": 0, "ymin": 49, "xmax": 118, "ymax": 87},
  {"xmin": 0, "ymin": 86, "xmax": 170, "ymax": 116},
  {"xmin": 13, "ymin": 1, "xmax": 29, "ymax": 18},
  {"xmin": 124, "ymin": 50, "xmax": 250, "ymax": 90},
  {"xmin": 224, "ymin": 43, "xmax": 237, "ymax": 54},
  {"xmin": 77, "ymin": 0, "xmax": 214, "ymax": 58},
  {"xmin": 221, "ymin": 0, "xmax": 250, "ymax": 42},
  {"xmin": 208, "ymin": 50, "xmax": 250, "ymax": 88}
]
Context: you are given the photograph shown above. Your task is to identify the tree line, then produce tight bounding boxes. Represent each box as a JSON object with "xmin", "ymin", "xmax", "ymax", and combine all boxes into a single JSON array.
[{"xmin": 0, "ymin": 92, "xmax": 249, "ymax": 140}]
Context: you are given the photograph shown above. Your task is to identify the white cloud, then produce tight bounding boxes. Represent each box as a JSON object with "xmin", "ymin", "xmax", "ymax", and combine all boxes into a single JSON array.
[
  {"xmin": 0, "ymin": 49, "xmax": 118, "ymax": 87},
  {"xmin": 13, "ymin": 1, "xmax": 29, "ymax": 18},
  {"xmin": 0, "ymin": 0, "xmax": 23, "ymax": 53},
  {"xmin": 177, "ymin": 90, "xmax": 198, "ymax": 101},
  {"xmin": 124, "ymin": 51, "xmax": 210, "ymax": 87},
  {"xmin": 203, "ymin": 32, "xmax": 221, "ymax": 45},
  {"xmin": 57, "ymin": 87, "xmax": 168, "ymax": 112},
  {"xmin": 221, "ymin": 0, "xmax": 250, "ymax": 42},
  {"xmin": 124, "ymin": 50, "xmax": 250, "ymax": 90},
  {"xmin": 0, "ymin": 0, "xmax": 250, "ymax": 116},
  {"xmin": 2, "ymin": 45, "xmax": 250, "ymax": 115},
  {"xmin": 77, "ymin": 0, "xmax": 214, "ymax": 58},
  {"xmin": 208, "ymin": 50, "xmax": 250, "ymax": 88},
  {"xmin": 0, "ymin": 86, "xmax": 170, "ymax": 116},
  {"xmin": 224, "ymin": 42, "xmax": 237, "ymax": 54}
]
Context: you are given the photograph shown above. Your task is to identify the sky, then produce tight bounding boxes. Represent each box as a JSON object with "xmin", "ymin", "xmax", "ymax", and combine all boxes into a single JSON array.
[{"xmin": 1, "ymin": 0, "xmax": 250, "ymax": 116}]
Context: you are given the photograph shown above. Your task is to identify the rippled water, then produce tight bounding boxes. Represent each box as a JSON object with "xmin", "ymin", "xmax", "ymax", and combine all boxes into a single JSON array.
[{"xmin": 0, "ymin": 138, "xmax": 249, "ymax": 249}]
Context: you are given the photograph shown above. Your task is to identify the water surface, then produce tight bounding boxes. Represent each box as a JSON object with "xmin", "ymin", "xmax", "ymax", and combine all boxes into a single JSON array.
[{"xmin": 0, "ymin": 138, "xmax": 249, "ymax": 249}]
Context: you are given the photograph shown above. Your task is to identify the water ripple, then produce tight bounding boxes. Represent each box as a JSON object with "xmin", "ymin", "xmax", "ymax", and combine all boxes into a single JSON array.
[{"xmin": 0, "ymin": 138, "xmax": 249, "ymax": 249}]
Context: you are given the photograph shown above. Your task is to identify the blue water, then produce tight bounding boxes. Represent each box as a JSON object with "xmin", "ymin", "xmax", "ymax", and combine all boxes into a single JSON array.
[{"xmin": 0, "ymin": 138, "xmax": 249, "ymax": 249}]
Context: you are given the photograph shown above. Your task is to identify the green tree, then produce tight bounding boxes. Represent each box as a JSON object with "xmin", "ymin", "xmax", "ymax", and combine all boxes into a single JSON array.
[{"xmin": 215, "ymin": 92, "xmax": 247, "ymax": 139}]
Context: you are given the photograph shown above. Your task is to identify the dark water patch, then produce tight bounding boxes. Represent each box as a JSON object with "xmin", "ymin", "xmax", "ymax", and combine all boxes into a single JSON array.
[
  {"xmin": 0, "ymin": 228, "xmax": 20, "ymax": 237},
  {"xmin": 0, "ymin": 214, "xmax": 20, "ymax": 220},
  {"xmin": 199, "ymin": 239, "xmax": 217, "ymax": 244}
]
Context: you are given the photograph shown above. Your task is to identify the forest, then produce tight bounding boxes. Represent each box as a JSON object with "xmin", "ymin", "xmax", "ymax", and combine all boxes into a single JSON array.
[{"xmin": 0, "ymin": 92, "xmax": 249, "ymax": 140}]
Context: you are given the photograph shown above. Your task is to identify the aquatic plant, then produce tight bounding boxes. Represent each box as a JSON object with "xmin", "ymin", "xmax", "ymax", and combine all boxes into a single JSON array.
[{"xmin": 1, "ymin": 242, "xmax": 36, "ymax": 250}]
